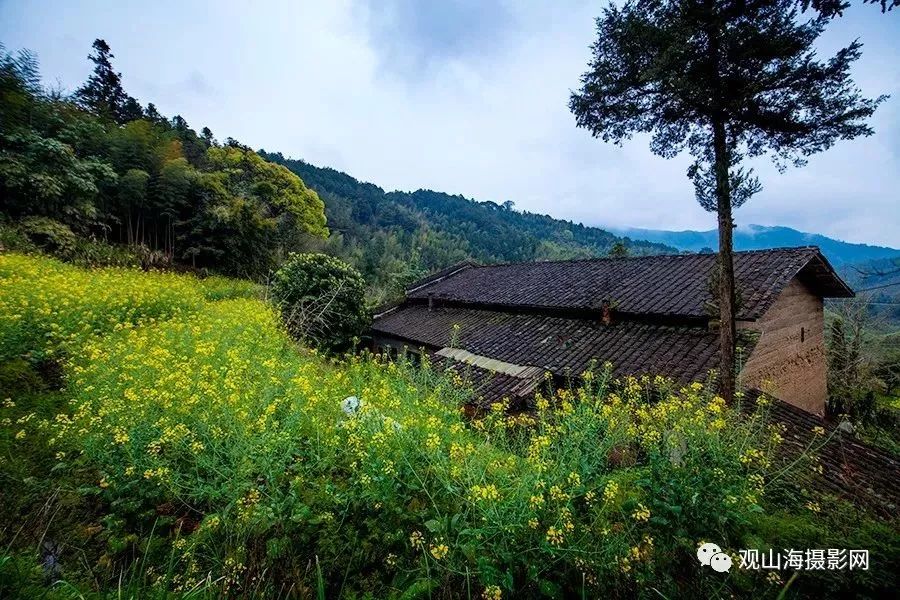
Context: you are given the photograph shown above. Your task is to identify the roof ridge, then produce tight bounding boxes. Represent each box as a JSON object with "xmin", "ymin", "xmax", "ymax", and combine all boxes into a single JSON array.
[{"xmin": 462, "ymin": 246, "xmax": 821, "ymax": 269}]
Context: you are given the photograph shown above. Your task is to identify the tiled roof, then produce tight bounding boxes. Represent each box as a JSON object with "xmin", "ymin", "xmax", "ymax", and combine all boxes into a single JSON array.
[
  {"xmin": 429, "ymin": 353, "xmax": 543, "ymax": 412},
  {"xmin": 406, "ymin": 247, "xmax": 852, "ymax": 321},
  {"xmin": 373, "ymin": 305, "xmax": 724, "ymax": 383},
  {"xmin": 749, "ymin": 392, "xmax": 899, "ymax": 515}
]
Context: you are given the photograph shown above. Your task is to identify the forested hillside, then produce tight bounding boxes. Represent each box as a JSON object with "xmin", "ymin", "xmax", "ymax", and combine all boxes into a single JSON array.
[
  {"xmin": 261, "ymin": 152, "xmax": 674, "ymax": 301},
  {"xmin": 837, "ymin": 256, "xmax": 900, "ymax": 330},
  {"xmin": 0, "ymin": 42, "xmax": 327, "ymax": 279},
  {"xmin": 613, "ymin": 224, "xmax": 900, "ymax": 266}
]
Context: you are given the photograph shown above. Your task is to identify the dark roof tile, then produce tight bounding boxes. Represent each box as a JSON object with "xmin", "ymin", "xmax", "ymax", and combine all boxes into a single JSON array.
[
  {"xmin": 406, "ymin": 248, "xmax": 852, "ymax": 321},
  {"xmin": 373, "ymin": 305, "xmax": 722, "ymax": 383}
]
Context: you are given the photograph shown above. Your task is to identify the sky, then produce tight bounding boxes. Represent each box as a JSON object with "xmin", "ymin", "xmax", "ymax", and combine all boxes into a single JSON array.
[{"xmin": 1, "ymin": 0, "xmax": 898, "ymax": 247}]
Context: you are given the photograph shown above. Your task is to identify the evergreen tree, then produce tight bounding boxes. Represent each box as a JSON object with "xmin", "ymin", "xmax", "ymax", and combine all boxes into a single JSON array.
[
  {"xmin": 120, "ymin": 96, "xmax": 144, "ymax": 123},
  {"xmin": 170, "ymin": 114, "xmax": 189, "ymax": 132},
  {"xmin": 74, "ymin": 39, "xmax": 130, "ymax": 123},
  {"xmin": 607, "ymin": 241, "xmax": 630, "ymax": 258},
  {"xmin": 802, "ymin": 0, "xmax": 897, "ymax": 17},
  {"xmin": 200, "ymin": 126, "xmax": 215, "ymax": 148},
  {"xmin": 144, "ymin": 102, "xmax": 166, "ymax": 125},
  {"xmin": 570, "ymin": 0, "xmax": 884, "ymax": 401},
  {"xmin": 0, "ymin": 44, "xmax": 42, "ymax": 131}
]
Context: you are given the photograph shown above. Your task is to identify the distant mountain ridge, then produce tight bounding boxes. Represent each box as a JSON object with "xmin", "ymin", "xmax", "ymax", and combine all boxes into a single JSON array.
[{"xmin": 611, "ymin": 224, "xmax": 900, "ymax": 266}]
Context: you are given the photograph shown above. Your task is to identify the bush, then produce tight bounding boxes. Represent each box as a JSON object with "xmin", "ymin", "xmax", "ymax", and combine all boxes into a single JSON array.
[
  {"xmin": 0, "ymin": 221, "xmax": 38, "ymax": 254},
  {"xmin": 19, "ymin": 216, "xmax": 77, "ymax": 256},
  {"xmin": 67, "ymin": 237, "xmax": 142, "ymax": 268},
  {"xmin": 3, "ymin": 217, "xmax": 143, "ymax": 267},
  {"xmin": 271, "ymin": 252, "xmax": 369, "ymax": 352}
]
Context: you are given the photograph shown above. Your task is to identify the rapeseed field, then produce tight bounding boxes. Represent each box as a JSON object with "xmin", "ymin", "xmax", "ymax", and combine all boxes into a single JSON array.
[{"xmin": 0, "ymin": 253, "xmax": 894, "ymax": 598}]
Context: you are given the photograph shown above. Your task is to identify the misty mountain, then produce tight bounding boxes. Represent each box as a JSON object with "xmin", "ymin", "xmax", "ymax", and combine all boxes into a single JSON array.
[{"xmin": 611, "ymin": 224, "xmax": 899, "ymax": 266}]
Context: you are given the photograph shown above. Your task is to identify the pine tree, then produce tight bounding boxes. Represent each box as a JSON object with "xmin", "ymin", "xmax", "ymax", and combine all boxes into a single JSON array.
[
  {"xmin": 802, "ymin": 0, "xmax": 898, "ymax": 17},
  {"xmin": 120, "ymin": 96, "xmax": 144, "ymax": 123},
  {"xmin": 570, "ymin": 0, "xmax": 884, "ymax": 401},
  {"xmin": 74, "ymin": 39, "xmax": 130, "ymax": 123},
  {"xmin": 607, "ymin": 241, "xmax": 630, "ymax": 258},
  {"xmin": 144, "ymin": 102, "xmax": 166, "ymax": 125},
  {"xmin": 200, "ymin": 126, "xmax": 216, "ymax": 148}
]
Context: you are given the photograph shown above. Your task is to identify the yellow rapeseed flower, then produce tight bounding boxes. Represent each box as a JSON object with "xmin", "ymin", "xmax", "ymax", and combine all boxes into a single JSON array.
[
  {"xmin": 482, "ymin": 585, "xmax": 502, "ymax": 600},
  {"xmin": 631, "ymin": 503, "xmax": 651, "ymax": 522},
  {"xmin": 429, "ymin": 541, "xmax": 449, "ymax": 560}
]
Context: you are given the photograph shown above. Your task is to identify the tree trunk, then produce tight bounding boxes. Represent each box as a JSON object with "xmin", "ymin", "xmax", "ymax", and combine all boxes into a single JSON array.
[{"xmin": 713, "ymin": 119, "xmax": 737, "ymax": 402}]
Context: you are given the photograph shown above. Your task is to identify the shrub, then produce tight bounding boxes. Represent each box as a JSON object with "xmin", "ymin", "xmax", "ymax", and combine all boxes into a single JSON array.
[
  {"xmin": 67, "ymin": 237, "xmax": 142, "ymax": 268},
  {"xmin": 2, "ymin": 217, "xmax": 143, "ymax": 267},
  {"xmin": 271, "ymin": 252, "xmax": 369, "ymax": 352},
  {"xmin": 19, "ymin": 216, "xmax": 77, "ymax": 256},
  {"xmin": 0, "ymin": 221, "xmax": 38, "ymax": 254}
]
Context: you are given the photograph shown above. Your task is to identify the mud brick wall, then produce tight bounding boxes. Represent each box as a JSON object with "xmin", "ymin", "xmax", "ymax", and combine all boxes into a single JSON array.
[{"xmin": 741, "ymin": 278, "xmax": 827, "ymax": 414}]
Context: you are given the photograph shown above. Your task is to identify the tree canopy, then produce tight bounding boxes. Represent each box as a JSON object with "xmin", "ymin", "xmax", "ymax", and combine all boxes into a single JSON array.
[{"xmin": 272, "ymin": 253, "xmax": 369, "ymax": 352}]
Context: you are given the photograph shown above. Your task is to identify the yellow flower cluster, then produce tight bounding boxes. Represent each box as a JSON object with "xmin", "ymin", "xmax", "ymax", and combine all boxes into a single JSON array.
[
  {"xmin": 429, "ymin": 540, "xmax": 449, "ymax": 560},
  {"xmin": 545, "ymin": 525, "xmax": 564, "ymax": 546},
  {"xmin": 482, "ymin": 585, "xmax": 502, "ymax": 600},
  {"xmin": 470, "ymin": 483, "xmax": 501, "ymax": 503},
  {"xmin": 409, "ymin": 530, "xmax": 424, "ymax": 548},
  {"xmin": 603, "ymin": 480, "xmax": 619, "ymax": 502},
  {"xmin": 0, "ymin": 253, "xmax": 207, "ymax": 361},
  {"xmin": 631, "ymin": 503, "xmax": 651, "ymax": 522}
]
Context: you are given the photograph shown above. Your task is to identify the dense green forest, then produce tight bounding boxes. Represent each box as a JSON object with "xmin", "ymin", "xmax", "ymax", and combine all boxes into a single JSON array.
[
  {"xmin": 0, "ymin": 39, "xmax": 673, "ymax": 304},
  {"xmin": 260, "ymin": 153, "xmax": 674, "ymax": 300}
]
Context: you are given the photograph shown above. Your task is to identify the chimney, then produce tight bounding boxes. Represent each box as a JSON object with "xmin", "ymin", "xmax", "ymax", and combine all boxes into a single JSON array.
[{"xmin": 601, "ymin": 299, "xmax": 612, "ymax": 326}]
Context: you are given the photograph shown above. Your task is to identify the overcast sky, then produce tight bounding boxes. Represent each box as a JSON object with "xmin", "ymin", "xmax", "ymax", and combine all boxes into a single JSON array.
[{"xmin": 2, "ymin": 1, "xmax": 898, "ymax": 246}]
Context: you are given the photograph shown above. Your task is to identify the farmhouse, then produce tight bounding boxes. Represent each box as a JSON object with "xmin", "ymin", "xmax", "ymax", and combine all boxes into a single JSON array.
[
  {"xmin": 372, "ymin": 247, "xmax": 853, "ymax": 415},
  {"xmin": 373, "ymin": 248, "xmax": 900, "ymax": 512}
]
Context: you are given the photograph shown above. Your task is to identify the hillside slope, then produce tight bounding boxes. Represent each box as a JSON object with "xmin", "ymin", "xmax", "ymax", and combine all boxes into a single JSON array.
[{"xmin": 261, "ymin": 152, "xmax": 675, "ymax": 301}]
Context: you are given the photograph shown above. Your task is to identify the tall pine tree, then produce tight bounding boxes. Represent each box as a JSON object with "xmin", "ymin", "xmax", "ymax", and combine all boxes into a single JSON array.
[
  {"xmin": 74, "ymin": 39, "xmax": 140, "ymax": 124},
  {"xmin": 570, "ymin": 0, "xmax": 884, "ymax": 401}
]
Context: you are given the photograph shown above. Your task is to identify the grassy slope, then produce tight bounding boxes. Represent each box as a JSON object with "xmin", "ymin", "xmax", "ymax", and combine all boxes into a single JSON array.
[{"xmin": 0, "ymin": 254, "xmax": 896, "ymax": 599}]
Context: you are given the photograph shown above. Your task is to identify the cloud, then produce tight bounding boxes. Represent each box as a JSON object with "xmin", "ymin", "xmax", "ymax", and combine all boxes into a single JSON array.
[
  {"xmin": 361, "ymin": 0, "xmax": 513, "ymax": 79},
  {"xmin": 0, "ymin": 0, "xmax": 897, "ymax": 247}
]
